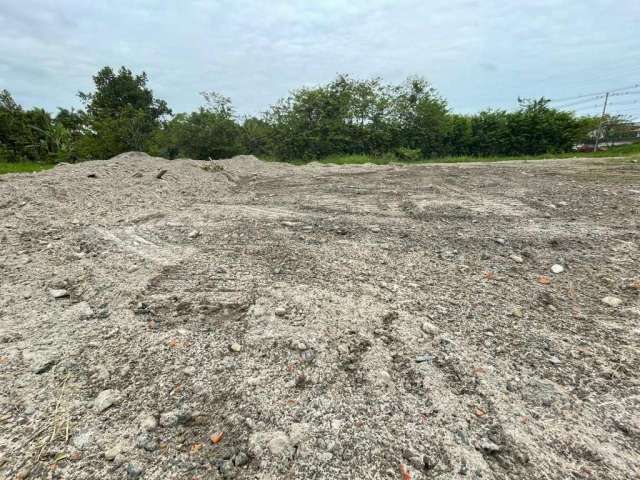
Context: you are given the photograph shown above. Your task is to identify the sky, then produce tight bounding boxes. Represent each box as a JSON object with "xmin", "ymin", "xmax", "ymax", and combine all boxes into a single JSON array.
[{"xmin": 1, "ymin": 0, "xmax": 639, "ymax": 119}]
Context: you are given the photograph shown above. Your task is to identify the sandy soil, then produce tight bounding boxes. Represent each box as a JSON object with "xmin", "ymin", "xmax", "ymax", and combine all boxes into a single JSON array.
[{"xmin": 1, "ymin": 153, "xmax": 639, "ymax": 480}]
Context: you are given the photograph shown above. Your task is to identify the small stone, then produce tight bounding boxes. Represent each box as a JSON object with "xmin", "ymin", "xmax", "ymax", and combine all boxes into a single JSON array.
[
  {"xmin": 71, "ymin": 430, "xmax": 94, "ymax": 450},
  {"xmin": 234, "ymin": 451, "xmax": 249, "ymax": 467},
  {"xmin": 274, "ymin": 307, "xmax": 287, "ymax": 317},
  {"xmin": 510, "ymin": 254, "xmax": 523, "ymax": 263},
  {"xmin": 16, "ymin": 467, "xmax": 31, "ymax": 479},
  {"xmin": 183, "ymin": 366, "xmax": 196, "ymax": 376},
  {"xmin": 188, "ymin": 230, "xmax": 200, "ymax": 239},
  {"xmin": 421, "ymin": 321, "xmax": 439, "ymax": 335},
  {"xmin": 140, "ymin": 414, "xmax": 158, "ymax": 431},
  {"xmin": 549, "ymin": 356, "xmax": 561, "ymax": 365},
  {"xmin": 94, "ymin": 389, "xmax": 122, "ymax": 412},
  {"xmin": 370, "ymin": 226, "xmax": 381, "ymax": 233},
  {"xmin": 479, "ymin": 439, "xmax": 501, "ymax": 453},
  {"xmin": 155, "ymin": 169, "xmax": 168, "ymax": 179},
  {"xmin": 127, "ymin": 463, "xmax": 144, "ymax": 479},
  {"xmin": 220, "ymin": 460, "xmax": 234, "ymax": 478},
  {"xmin": 159, "ymin": 409, "xmax": 191, "ymax": 427},
  {"xmin": 230, "ymin": 343, "xmax": 242, "ymax": 352},
  {"xmin": 267, "ymin": 432, "xmax": 291, "ymax": 455},
  {"xmin": 48, "ymin": 288, "xmax": 69, "ymax": 299},
  {"xmin": 32, "ymin": 354, "xmax": 59, "ymax": 374},
  {"xmin": 495, "ymin": 238, "xmax": 506, "ymax": 245},
  {"xmin": 104, "ymin": 445, "xmax": 121, "ymax": 460},
  {"xmin": 511, "ymin": 306, "xmax": 524, "ymax": 318},
  {"xmin": 136, "ymin": 433, "xmax": 158, "ymax": 452},
  {"xmin": 373, "ymin": 370, "xmax": 392, "ymax": 386},
  {"xmin": 602, "ymin": 296, "xmax": 623, "ymax": 307},
  {"xmin": 551, "ymin": 264, "xmax": 564, "ymax": 274},
  {"xmin": 296, "ymin": 342, "xmax": 307, "ymax": 351},
  {"xmin": 415, "ymin": 354, "xmax": 433, "ymax": 364}
]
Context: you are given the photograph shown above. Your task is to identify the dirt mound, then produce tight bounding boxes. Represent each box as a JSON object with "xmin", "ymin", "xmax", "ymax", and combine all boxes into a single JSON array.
[{"xmin": 1, "ymin": 154, "xmax": 639, "ymax": 479}]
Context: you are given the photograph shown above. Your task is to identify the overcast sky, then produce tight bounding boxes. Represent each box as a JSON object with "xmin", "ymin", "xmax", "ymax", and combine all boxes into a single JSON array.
[{"xmin": 1, "ymin": 0, "xmax": 639, "ymax": 118}]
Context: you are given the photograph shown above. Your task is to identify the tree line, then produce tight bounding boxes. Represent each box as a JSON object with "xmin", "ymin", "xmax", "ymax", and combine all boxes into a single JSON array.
[{"xmin": 1, "ymin": 66, "xmax": 602, "ymax": 164}]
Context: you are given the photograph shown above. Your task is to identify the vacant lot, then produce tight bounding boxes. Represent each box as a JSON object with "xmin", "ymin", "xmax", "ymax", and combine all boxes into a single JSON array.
[{"xmin": 1, "ymin": 153, "xmax": 639, "ymax": 480}]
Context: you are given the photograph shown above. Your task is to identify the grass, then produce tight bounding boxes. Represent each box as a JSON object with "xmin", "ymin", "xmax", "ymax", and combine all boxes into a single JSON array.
[
  {"xmin": 292, "ymin": 142, "xmax": 640, "ymax": 166},
  {"xmin": 0, "ymin": 162, "xmax": 55, "ymax": 175}
]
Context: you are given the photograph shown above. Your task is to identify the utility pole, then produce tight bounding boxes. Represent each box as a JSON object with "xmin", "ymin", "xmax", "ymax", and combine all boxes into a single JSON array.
[{"xmin": 593, "ymin": 92, "xmax": 609, "ymax": 152}]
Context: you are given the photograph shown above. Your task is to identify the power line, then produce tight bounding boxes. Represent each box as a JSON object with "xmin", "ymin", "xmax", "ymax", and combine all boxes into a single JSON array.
[{"xmin": 549, "ymin": 83, "xmax": 640, "ymax": 103}]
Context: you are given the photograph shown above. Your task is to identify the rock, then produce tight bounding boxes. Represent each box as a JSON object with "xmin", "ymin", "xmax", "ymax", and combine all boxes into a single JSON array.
[
  {"xmin": 274, "ymin": 307, "xmax": 287, "ymax": 317},
  {"xmin": 136, "ymin": 433, "xmax": 158, "ymax": 452},
  {"xmin": 71, "ymin": 430, "xmax": 94, "ymax": 450},
  {"xmin": 268, "ymin": 432, "xmax": 291, "ymax": 455},
  {"xmin": 288, "ymin": 422, "xmax": 310, "ymax": 445},
  {"xmin": 94, "ymin": 389, "xmax": 122, "ymax": 412},
  {"xmin": 31, "ymin": 353, "xmax": 59, "ymax": 374},
  {"xmin": 602, "ymin": 296, "xmax": 623, "ymax": 307},
  {"xmin": 248, "ymin": 431, "xmax": 292, "ymax": 458},
  {"xmin": 230, "ymin": 343, "xmax": 242, "ymax": 352},
  {"xmin": 373, "ymin": 369, "xmax": 392, "ymax": 386},
  {"xmin": 127, "ymin": 463, "xmax": 144, "ymax": 479},
  {"xmin": 48, "ymin": 288, "xmax": 69, "ymax": 299},
  {"xmin": 510, "ymin": 254, "xmax": 524, "ymax": 263},
  {"xmin": 155, "ymin": 169, "xmax": 168, "ymax": 179},
  {"xmin": 104, "ymin": 445, "xmax": 121, "ymax": 460},
  {"xmin": 495, "ymin": 238, "xmax": 506, "ymax": 245},
  {"xmin": 187, "ymin": 230, "xmax": 200, "ymax": 239},
  {"xmin": 511, "ymin": 306, "xmax": 524, "ymax": 318},
  {"xmin": 551, "ymin": 264, "xmax": 564, "ymax": 274},
  {"xmin": 220, "ymin": 460, "xmax": 234, "ymax": 478},
  {"xmin": 16, "ymin": 467, "xmax": 30, "ymax": 479},
  {"xmin": 370, "ymin": 226, "xmax": 381, "ymax": 233},
  {"xmin": 159, "ymin": 408, "xmax": 192, "ymax": 427},
  {"xmin": 296, "ymin": 342, "xmax": 307, "ymax": 351},
  {"xmin": 140, "ymin": 414, "xmax": 158, "ymax": 431},
  {"xmin": 549, "ymin": 356, "xmax": 561, "ymax": 365},
  {"xmin": 183, "ymin": 366, "xmax": 196, "ymax": 376},
  {"xmin": 75, "ymin": 301, "xmax": 94, "ymax": 320},
  {"xmin": 233, "ymin": 451, "xmax": 249, "ymax": 467},
  {"xmin": 479, "ymin": 439, "xmax": 501, "ymax": 453},
  {"xmin": 421, "ymin": 321, "xmax": 439, "ymax": 335},
  {"xmin": 415, "ymin": 354, "xmax": 433, "ymax": 364}
]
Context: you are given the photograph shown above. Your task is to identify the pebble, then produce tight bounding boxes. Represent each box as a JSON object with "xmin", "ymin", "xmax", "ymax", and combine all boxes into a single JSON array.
[
  {"xmin": 71, "ymin": 430, "xmax": 94, "ymax": 450},
  {"xmin": 495, "ymin": 238, "xmax": 506, "ymax": 245},
  {"xmin": 48, "ymin": 288, "xmax": 69, "ymax": 299},
  {"xmin": 140, "ymin": 414, "xmax": 158, "ymax": 431},
  {"xmin": 296, "ymin": 342, "xmax": 308, "ymax": 351},
  {"xmin": 551, "ymin": 264, "xmax": 564, "ymax": 274},
  {"xmin": 234, "ymin": 451, "xmax": 249, "ymax": 467},
  {"xmin": 415, "ymin": 354, "xmax": 433, "ymax": 364},
  {"xmin": 94, "ymin": 389, "xmax": 122, "ymax": 412},
  {"xmin": 511, "ymin": 306, "xmax": 524, "ymax": 318},
  {"xmin": 230, "ymin": 343, "xmax": 242, "ymax": 352},
  {"xmin": 137, "ymin": 433, "xmax": 159, "ymax": 452},
  {"xmin": 159, "ymin": 408, "xmax": 192, "ymax": 427},
  {"xmin": 16, "ymin": 467, "xmax": 30, "ymax": 479},
  {"xmin": 188, "ymin": 230, "xmax": 200, "ymax": 239},
  {"xmin": 421, "ymin": 321, "xmax": 439, "ymax": 335},
  {"xmin": 274, "ymin": 307, "xmax": 287, "ymax": 317},
  {"xmin": 510, "ymin": 254, "xmax": 523, "ymax": 263},
  {"xmin": 602, "ymin": 296, "xmax": 623, "ymax": 307},
  {"xmin": 104, "ymin": 445, "xmax": 121, "ymax": 460},
  {"xmin": 127, "ymin": 463, "xmax": 144, "ymax": 479},
  {"xmin": 479, "ymin": 439, "xmax": 501, "ymax": 453},
  {"xmin": 32, "ymin": 353, "xmax": 59, "ymax": 374},
  {"xmin": 183, "ymin": 366, "xmax": 197, "ymax": 376},
  {"xmin": 549, "ymin": 356, "xmax": 562, "ymax": 365},
  {"xmin": 267, "ymin": 432, "xmax": 291, "ymax": 455}
]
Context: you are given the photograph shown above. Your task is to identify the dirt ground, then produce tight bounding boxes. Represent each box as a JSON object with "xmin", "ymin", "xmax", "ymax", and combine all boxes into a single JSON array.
[{"xmin": 1, "ymin": 153, "xmax": 639, "ymax": 480}]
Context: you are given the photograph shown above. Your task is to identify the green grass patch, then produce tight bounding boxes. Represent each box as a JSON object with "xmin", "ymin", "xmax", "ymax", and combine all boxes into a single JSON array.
[
  {"xmin": 0, "ymin": 162, "xmax": 55, "ymax": 175},
  {"xmin": 289, "ymin": 143, "xmax": 640, "ymax": 166}
]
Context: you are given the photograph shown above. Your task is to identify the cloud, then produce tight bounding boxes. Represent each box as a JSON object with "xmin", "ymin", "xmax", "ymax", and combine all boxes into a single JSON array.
[{"xmin": 1, "ymin": 0, "xmax": 639, "ymax": 118}]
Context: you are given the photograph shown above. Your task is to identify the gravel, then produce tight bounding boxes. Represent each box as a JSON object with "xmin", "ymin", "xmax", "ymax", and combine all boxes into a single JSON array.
[{"xmin": 0, "ymin": 153, "xmax": 638, "ymax": 479}]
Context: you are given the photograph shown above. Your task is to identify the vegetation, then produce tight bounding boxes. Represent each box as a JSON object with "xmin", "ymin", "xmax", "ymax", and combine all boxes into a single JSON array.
[{"xmin": 2, "ymin": 65, "xmax": 638, "ymax": 169}]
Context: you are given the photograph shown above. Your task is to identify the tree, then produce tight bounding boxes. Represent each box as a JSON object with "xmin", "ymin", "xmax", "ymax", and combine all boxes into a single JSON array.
[{"xmin": 77, "ymin": 66, "xmax": 171, "ymax": 159}]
